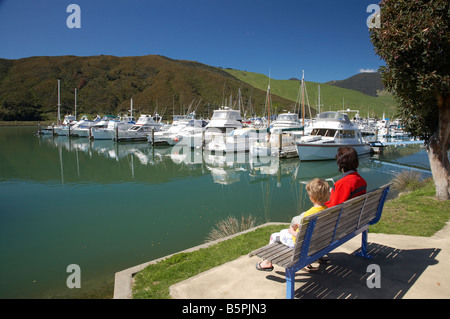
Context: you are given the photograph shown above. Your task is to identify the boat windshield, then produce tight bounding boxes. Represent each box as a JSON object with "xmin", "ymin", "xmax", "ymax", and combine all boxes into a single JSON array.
[
  {"xmin": 277, "ymin": 114, "xmax": 298, "ymax": 121},
  {"xmin": 212, "ymin": 110, "xmax": 241, "ymax": 120},
  {"xmin": 311, "ymin": 128, "xmax": 337, "ymax": 137},
  {"xmin": 317, "ymin": 112, "xmax": 350, "ymax": 122}
]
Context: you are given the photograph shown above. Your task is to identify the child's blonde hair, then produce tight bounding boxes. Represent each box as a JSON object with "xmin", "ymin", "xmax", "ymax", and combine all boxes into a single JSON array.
[{"xmin": 306, "ymin": 178, "xmax": 330, "ymax": 205}]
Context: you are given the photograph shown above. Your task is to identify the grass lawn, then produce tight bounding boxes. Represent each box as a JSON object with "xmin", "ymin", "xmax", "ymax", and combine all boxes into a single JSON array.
[
  {"xmin": 132, "ymin": 179, "xmax": 450, "ymax": 299},
  {"xmin": 370, "ymin": 179, "xmax": 450, "ymax": 236},
  {"xmin": 132, "ymin": 224, "xmax": 285, "ymax": 299}
]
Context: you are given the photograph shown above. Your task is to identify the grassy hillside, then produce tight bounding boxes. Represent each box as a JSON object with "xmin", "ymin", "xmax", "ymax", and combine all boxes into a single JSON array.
[
  {"xmin": 225, "ymin": 69, "xmax": 398, "ymax": 119},
  {"xmin": 327, "ymin": 72, "xmax": 384, "ymax": 97},
  {"xmin": 0, "ymin": 55, "xmax": 295, "ymax": 121}
]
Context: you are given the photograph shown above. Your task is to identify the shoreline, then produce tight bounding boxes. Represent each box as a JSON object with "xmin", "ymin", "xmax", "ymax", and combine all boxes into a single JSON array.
[{"xmin": 113, "ymin": 222, "xmax": 287, "ymax": 299}]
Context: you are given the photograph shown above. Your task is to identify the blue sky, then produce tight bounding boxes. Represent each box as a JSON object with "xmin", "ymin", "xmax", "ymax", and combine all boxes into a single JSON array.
[{"xmin": 0, "ymin": 0, "xmax": 383, "ymax": 83}]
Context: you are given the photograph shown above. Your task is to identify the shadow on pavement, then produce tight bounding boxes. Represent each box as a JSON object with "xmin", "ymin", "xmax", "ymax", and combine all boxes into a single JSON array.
[{"xmin": 264, "ymin": 242, "xmax": 440, "ymax": 299}]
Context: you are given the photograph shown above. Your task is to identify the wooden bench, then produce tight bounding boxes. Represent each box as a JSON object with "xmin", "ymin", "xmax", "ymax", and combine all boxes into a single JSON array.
[{"xmin": 249, "ymin": 183, "xmax": 392, "ymax": 299}]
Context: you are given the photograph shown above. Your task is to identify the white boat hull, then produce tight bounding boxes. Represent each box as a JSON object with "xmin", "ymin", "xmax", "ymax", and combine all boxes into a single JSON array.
[
  {"xmin": 39, "ymin": 127, "xmax": 54, "ymax": 135},
  {"xmin": 296, "ymin": 143, "xmax": 372, "ymax": 161},
  {"xmin": 206, "ymin": 140, "xmax": 250, "ymax": 153},
  {"xmin": 53, "ymin": 127, "xmax": 69, "ymax": 136},
  {"xmin": 116, "ymin": 131, "xmax": 150, "ymax": 141},
  {"xmin": 91, "ymin": 129, "xmax": 115, "ymax": 140},
  {"xmin": 71, "ymin": 128, "xmax": 90, "ymax": 137},
  {"xmin": 169, "ymin": 133, "xmax": 204, "ymax": 148}
]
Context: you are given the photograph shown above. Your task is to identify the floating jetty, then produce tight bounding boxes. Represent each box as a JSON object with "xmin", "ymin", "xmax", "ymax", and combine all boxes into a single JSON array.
[{"xmin": 370, "ymin": 139, "xmax": 424, "ymax": 153}]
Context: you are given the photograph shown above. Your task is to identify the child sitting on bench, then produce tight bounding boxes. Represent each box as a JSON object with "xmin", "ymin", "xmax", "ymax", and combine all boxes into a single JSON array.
[{"xmin": 256, "ymin": 178, "xmax": 330, "ymax": 271}]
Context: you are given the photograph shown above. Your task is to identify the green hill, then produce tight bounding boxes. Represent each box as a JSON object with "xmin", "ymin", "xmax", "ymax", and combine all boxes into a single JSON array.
[
  {"xmin": 0, "ymin": 55, "xmax": 398, "ymax": 122},
  {"xmin": 224, "ymin": 69, "xmax": 398, "ymax": 119},
  {"xmin": 0, "ymin": 55, "xmax": 295, "ymax": 121},
  {"xmin": 327, "ymin": 72, "xmax": 384, "ymax": 97}
]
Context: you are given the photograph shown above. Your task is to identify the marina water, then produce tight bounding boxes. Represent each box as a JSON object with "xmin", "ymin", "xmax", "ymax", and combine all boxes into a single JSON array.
[{"xmin": 0, "ymin": 126, "xmax": 432, "ymax": 298}]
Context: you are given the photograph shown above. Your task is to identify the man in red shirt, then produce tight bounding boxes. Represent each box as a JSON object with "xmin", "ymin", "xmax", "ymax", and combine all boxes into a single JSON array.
[{"xmin": 325, "ymin": 146, "xmax": 367, "ymax": 207}]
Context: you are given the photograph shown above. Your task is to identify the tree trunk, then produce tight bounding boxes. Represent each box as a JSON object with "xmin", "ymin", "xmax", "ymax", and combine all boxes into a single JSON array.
[{"xmin": 427, "ymin": 93, "xmax": 450, "ymax": 200}]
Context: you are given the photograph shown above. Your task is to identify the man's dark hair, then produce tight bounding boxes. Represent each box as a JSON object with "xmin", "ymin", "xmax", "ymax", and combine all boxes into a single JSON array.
[{"xmin": 336, "ymin": 147, "xmax": 359, "ymax": 172}]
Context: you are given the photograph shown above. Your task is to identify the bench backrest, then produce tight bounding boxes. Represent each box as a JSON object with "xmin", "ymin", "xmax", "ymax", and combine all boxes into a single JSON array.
[{"xmin": 292, "ymin": 183, "xmax": 391, "ymax": 262}]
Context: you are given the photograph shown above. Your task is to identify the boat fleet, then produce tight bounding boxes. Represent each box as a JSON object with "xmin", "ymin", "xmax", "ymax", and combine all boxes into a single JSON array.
[
  {"xmin": 37, "ymin": 80, "xmax": 411, "ymax": 161},
  {"xmin": 38, "ymin": 104, "xmax": 413, "ymax": 161}
]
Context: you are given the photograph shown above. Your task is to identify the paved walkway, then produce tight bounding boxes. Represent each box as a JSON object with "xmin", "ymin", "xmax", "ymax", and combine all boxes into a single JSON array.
[{"xmin": 115, "ymin": 221, "xmax": 450, "ymax": 299}]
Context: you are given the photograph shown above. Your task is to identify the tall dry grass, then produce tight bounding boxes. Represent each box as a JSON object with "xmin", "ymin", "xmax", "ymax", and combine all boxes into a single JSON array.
[
  {"xmin": 391, "ymin": 170, "xmax": 424, "ymax": 192},
  {"xmin": 205, "ymin": 215, "xmax": 261, "ymax": 242}
]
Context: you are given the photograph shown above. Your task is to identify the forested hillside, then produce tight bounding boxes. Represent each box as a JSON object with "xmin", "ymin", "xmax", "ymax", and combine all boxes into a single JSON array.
[{"xmin": 0, "ymin": 55, "xmax": 294, "ymax": 121}]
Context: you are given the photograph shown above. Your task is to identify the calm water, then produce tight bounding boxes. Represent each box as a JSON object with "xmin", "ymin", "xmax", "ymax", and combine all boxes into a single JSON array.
[{"xmin": 0, "ymin": 126, "xmax": 432, "ymax": 298}]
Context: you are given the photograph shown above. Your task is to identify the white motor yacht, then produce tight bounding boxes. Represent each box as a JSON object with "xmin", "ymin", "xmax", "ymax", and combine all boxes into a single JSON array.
[
  {"xmin": 295, "ymin": 111, "xmax": 372, "ymax": 161},
  {"xmin": 114, "ymin": 114, "xmax": 163, "ymax": 141},
  {"xmin": 70, "ymin": 115, "xmax": 101, "ymax": 137},
  {"xmin": 88, "ymin": 115, "xmax": 120, "ymax": 138},
  {"xmin": 52, "ymin": 115, "xmax": 77, "ymax": 136},
  {"xmin": 205, "ymin": 107, "xmax": 242, "ymax": 133},
  {"xmin": 270, "ymin": 112, "xmax": 303, "ymax": 133},
  {"xmin": 203, "ymin": 107, "xmax": 243, "ymax": 145},
  {"xmin": 167, "ymin": 119, "xmax": 208, "ymax": 148},
  {"xmin": 148, "ymin": 113, "xmax": 196, "ymax": 145},
  {"xmin": 90, "ymin": 115, "xmax": 136, "ymax": 140},
  {"xmin": 205, "ymin": 127, "xmax": 267, "ymax": 153}
]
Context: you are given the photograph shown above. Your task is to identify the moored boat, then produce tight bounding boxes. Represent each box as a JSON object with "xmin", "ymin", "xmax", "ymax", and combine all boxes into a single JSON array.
[
  {"xmin": 114, "ymin": 114, "xmax": 163, "ymax": 141},
  {"xmin": 205, "ymin": 127, "xmax": 267, "ymax": 153},
  {"xmin": 270, "ymin": 112, "xmax": 303, "ymax": 133},
  {"xmin": 295, "ymin": 111, "xmax": 372, "ymax": 161}
]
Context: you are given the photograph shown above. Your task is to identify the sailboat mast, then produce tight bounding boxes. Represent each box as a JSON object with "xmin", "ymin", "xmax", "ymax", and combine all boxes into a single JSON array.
[
  {"xmin": 318, "ymin": 84, "xmax": 321, "ymax": 114},
  {"xmin": 238, "ymin": 88, "xmax": 241, "ymax": 113},
  {"xmin": 130, "ymin": 97, "xmax": 133, "ymax": 119},
  {"xmin": 57, "ymin": 79, "xmax": 61, "ymax": 125},
  {"xmin": 267, "ymin": 81, "xmax": 271, "ymax": 128},
  {"xmin": 74, "ymin": 88, "xmax": 77, "ymax": 120},
  {"xmin": 301, "ymin": 70, "xmax": 305, "ymax": 133}
]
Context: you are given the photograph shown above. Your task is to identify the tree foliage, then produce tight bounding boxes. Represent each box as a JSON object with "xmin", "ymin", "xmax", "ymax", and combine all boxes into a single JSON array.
[
  {"xmin": 370, "ymin": 0, "xmax": 449, "ymax": 142},
  {"xmin": 370, "ymin": 0, "xmax": 450, "ymax": 200}
]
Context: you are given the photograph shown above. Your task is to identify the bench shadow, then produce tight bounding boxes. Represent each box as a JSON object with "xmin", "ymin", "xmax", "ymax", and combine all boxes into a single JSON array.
[{"xmin": 264, "ymin": 242, "xmax": 440, "ymax": 299}]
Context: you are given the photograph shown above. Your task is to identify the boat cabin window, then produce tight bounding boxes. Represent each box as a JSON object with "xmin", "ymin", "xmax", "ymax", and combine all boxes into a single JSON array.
[
  {"xmin": 337, "ymin": 130, "xmax": 355, "ymax": 138},
  {"xmin": 311, "ymin": 128, "xmax": 336, "ymax": 137}
]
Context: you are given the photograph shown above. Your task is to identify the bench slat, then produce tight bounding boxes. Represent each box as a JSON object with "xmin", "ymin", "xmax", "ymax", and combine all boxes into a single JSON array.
[
  {"xmin": 248, "ymin": 242, "xmax": 279, "ymax": 257},
  {"xmin": 257, "ymin": 244, "xmax": 291, "ymax": 260},
  {"xmin": 271, "ymin": 249, "xmax": 294, "ymax": 265}
]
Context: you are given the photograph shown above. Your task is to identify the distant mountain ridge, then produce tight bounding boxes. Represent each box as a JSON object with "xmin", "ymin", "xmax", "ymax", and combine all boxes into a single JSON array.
[{"xmin": 326, "ymin": 72, "xmax": 384, "ymax": 97}]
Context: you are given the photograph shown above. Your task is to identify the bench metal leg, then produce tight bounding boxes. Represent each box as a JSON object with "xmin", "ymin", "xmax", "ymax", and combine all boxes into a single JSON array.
[
  {"xmin": 355, "ymin": 229, "xmax": 373, "ymax": 259},
  {"xmin": 286, "ymin": 268, "xmax": 295, "ymax": 299}
]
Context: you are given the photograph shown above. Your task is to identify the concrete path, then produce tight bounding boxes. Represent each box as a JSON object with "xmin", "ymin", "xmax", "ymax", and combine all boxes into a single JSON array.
[{"xmin": 169, "ymin": 221, "xmax": 450, "ymax": 299}]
